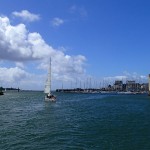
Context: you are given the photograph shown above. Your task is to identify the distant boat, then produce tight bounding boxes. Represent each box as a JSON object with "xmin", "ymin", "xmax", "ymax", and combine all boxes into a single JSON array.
[
  {"xmin": 44, "ymin": 58, "xmax": 56, "ymax": 102},
  {"xmin": 0, "ymin": 87, "xmax": 4, "ymax": 95},
  {"xmin": 0, "ymin": 91, "xmax": 4, "ymax": 95}
]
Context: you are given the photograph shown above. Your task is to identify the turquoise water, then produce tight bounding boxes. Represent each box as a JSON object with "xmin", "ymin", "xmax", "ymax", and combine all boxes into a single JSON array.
[{"xmin": 0, "ymin": 91, "xmax": 150, "ymax": 150}]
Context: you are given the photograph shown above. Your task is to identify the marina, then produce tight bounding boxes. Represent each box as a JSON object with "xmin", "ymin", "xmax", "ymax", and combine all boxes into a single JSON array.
[{"xmin": 56, "ymin": 76, "xmax": 150, "ymax": 95}]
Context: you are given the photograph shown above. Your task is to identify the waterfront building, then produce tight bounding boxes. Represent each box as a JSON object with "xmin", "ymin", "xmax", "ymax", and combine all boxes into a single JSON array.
[
  {"xmin": 135, "ymin": 83, "xmax": 140, "ymax": 91},
  {"xmin": 114, "ymin": 80, "xmax": 123, "ymax": 91},
  {"xmin": 122, "ymin": 84, "xmax": 126, "ymax": 91},
  {"xmin": 149, "ymin": 74, "xmax": 150, "ymax": 94},
  {"xmin": 141, "ymin": 83, "xmax": 149, "ymax": 92},
  {"xmin": 126, "ymin": 81, "xmax": 136, "ymax": 91}
]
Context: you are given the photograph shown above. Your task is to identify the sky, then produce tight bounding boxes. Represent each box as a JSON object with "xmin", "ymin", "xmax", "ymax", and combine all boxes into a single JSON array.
[{"xmin": 0, "ymin": 0, "xmax": 150, "ymax": 90}]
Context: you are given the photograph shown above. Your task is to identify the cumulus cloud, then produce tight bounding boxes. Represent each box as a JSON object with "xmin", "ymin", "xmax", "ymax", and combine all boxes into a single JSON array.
[
  {"xmin": 51, "ymin": 17, "xmax": 64, "ymax": 27},
  {"xmin": 0, "ymin": 67, "xmax": 28, "ymax": 83},
  {"xmin": 38, "ymin": 52, "xmax": 86, "ymax": 82},
  {"xmin": 0, "ymin": 66, "xmax": 45, "ymax": 90},
  {"xmin": 12, "ymin": 10, "xmax": 40, "ymax": 22},
  {"xmin": 0, "ymin": 15, "xmax": 87, "ymax": 89},
  {"xmin": 0, "ymin": 16, "xmax": 51, "ymax": 61}
]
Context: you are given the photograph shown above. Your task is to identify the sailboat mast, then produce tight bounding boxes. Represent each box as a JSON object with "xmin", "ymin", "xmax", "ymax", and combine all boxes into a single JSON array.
[{"xmin": 49, "ymin": 57, "xmax": 51, "ymax": 94}]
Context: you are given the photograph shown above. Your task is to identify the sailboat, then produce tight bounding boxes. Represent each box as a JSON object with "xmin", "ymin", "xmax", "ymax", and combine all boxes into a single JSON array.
[
  {"xmin": 44, "ymin": 58, "xmax": 56, "ymax": 102},
  {"xmin": 0, "ymin": 87, "xmax": 4, "ymax": 95},
  {"xmin": 0, "ymin": 91, "xmax": 4, "ymax": 95}
]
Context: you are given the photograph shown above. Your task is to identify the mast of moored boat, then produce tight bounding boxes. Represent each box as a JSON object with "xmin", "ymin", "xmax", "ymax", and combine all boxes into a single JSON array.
[{"xmin": 148, "ymin": 74, "xmax": 150, "ymax": 96}]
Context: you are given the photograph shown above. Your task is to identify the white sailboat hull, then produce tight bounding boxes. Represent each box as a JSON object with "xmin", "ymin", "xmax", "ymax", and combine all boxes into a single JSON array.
[{"xmin": 45, "ymin": 95, "xmax": 56, "ymax": 102}]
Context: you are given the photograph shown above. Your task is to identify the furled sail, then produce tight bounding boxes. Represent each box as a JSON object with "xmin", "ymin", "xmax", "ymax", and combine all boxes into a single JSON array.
[{"xmin": 44, "ymin": 59, "xmax": 51, "ymax": 94}]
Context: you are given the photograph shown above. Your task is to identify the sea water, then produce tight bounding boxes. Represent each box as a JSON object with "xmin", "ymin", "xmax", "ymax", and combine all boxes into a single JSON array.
[{"xmin": 0, "ymin": 91, "xmax": 150, "ymax": 150}]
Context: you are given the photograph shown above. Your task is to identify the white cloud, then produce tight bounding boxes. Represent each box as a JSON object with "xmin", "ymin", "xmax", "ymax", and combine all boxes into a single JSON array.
[
  {"xmin": 15, "ymin": 62, "xmax": 25, "ymax": 68},
  {"xmin": 12, "ymin": 10, "xmax": 40, "ymax": 22},
  {"xmin": 0, "ymin": 15, "xmax": 87, "ymax": 90},
  {"xmin": 0, "ymin": 67, "xmax": 28, "ymax": 83},
  {"xmin": 69, "ymin": 5, "xmax": 88, "ymax": 18},
  {"xmin": 51, "ymin": 17, "xmax": 64, "ymax": 27},
  {"xmin": 0, "ymin": 66, "xmax": 45, "ymax": 90},
  {"xmin": 103, "ymin": 72, "xmax": 148, "ymax": 84},
  {"xmin": 0, "ymin": 16, "xmax": 53, "ymax": 61},
  {"xmin": 104, "ymin": 76, "xmax": 127, "ymax": 81}
]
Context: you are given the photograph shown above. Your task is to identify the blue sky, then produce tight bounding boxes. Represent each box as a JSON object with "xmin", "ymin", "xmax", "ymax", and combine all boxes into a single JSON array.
[{"xmin": 0, "ymin": 0, "xmax": 149, "ymax": 90}]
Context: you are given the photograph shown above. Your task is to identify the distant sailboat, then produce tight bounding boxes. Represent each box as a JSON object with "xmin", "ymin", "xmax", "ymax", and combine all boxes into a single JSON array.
[
  {"xmin": 44, "ymin": 58, "xmax": 56, "ymax": 102},
  {"xmin": 0, "ymin": 87, "xmax": 4, "ymax": 95},
  {"xmin": 0, "ymin": 91, "xmax": 4, "ymax": 95}
]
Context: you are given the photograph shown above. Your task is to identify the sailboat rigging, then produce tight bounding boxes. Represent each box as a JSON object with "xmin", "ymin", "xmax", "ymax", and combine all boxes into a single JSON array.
[{"xmin": 44, "ymin": 58, "xmax": 56, "ymax": 101}]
